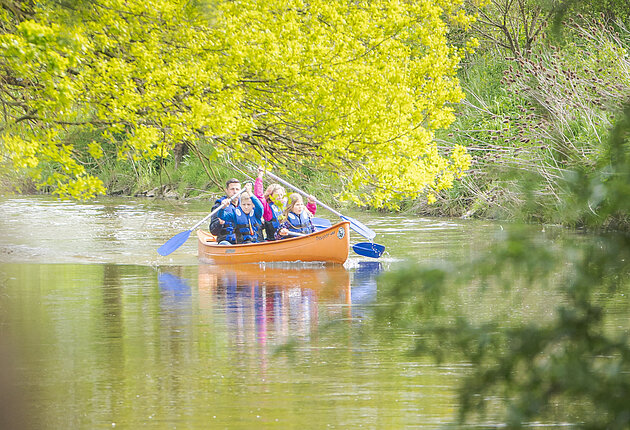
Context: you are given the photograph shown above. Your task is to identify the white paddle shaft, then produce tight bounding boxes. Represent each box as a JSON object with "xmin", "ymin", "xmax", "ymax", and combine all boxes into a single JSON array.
[
  {"xmin": 190, "ymin": 187, "xmax": 248, "ymax": 231},
  {"xmin": 265, "ymin": 171, "xmax": 342, "ymax": 217}
]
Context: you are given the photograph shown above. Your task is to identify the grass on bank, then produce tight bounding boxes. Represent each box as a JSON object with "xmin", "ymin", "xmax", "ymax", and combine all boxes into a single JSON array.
[{"xmin": 433, "ymin": 18, "xmax": 630, "ymax": 227}]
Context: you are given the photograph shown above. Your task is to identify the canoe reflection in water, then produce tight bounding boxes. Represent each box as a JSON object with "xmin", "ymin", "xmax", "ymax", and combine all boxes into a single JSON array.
[
  {"xmin": 158, "ymin": 262, "xmax": 383, "ymax": 353},
  {"xmin": 197, "ymin": 264, "xmax": 352, "ymax": 345}
]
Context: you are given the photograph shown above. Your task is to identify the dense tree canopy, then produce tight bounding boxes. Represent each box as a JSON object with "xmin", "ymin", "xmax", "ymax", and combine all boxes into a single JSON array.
[{"xmin": 0, "ymin": 0, "xmax": 474, "ymax": 207}]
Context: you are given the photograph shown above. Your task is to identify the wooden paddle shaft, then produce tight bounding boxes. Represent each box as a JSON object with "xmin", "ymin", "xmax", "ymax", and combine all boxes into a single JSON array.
[{"xmin": 265, "ymin": 171, "xmax": 342, "ymax": 217}]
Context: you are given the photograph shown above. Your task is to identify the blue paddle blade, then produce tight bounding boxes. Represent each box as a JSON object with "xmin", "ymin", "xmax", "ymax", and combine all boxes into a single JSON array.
[
  {"xmin": 341, "ymin": 215, "xmax": 376, "ymax": 240},
  {"xmin": 312, "ymin": 217, "xmax": 332, "ymax": 227},
  {"xmin": 311, "ymin": 217, "xmax": 332, "ymax": 231},
  {"xmin": 157, "ymin": 229, "xmax": 192, "ymax": 256},
  {"xmin": 352, "ymin": 242, "xmax": 385, "ymax": 258}
]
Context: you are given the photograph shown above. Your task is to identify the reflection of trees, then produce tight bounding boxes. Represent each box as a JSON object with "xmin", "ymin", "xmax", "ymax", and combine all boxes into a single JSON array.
[
  {"xmin": 0, "ymin": 332, "xmax": 29, "ymax": 429},
  {"xmin": 102, "ymin": 264, "xmax": 124, "ymax": 350},
  {"xmin": 96, "ymin": 264, "xmax": 125, "ymax": 424},
  {"xmin": 157, "ymin": 267, "xmax": 194, "ymax": 406}
]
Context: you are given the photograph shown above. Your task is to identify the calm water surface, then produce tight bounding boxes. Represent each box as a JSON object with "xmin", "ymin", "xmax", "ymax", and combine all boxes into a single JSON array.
[{"xmin": 0, "ymin": 196, "xmax": 578, "ymax": 429}]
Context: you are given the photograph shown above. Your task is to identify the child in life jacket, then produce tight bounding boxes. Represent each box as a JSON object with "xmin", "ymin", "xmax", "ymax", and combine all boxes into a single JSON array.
[
  {"xmin": 255, "ymin": 167, "xmax": 287, "ymax": 240},
  {"xmin": 275, "ymin": 193, "xmax": 317, "ymax": 239},
  {"xmin": 218, "ymin": 184, "xmax": 264, "ymax": 244}
]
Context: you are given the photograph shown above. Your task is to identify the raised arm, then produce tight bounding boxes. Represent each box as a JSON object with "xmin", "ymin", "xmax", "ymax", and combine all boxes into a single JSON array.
[
  {"xmin": 306, "ymin": 195, "xmax": 317, "ymax": 215},
  {"xmin": 251, "ymin": 195, "xmax": 264, "ymax": 219},
  {"xmin": 255, "ymin": 169, "xmax": 275, "ymax": 221},
  {"xmin": 254, "ymin": 168, "xmax": 264, "ymax": 200}
]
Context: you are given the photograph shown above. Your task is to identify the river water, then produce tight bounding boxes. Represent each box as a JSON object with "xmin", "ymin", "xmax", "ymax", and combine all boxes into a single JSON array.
[{"xmin": 0, "ymin": 195, "xmax": 604, "ymax": 429}]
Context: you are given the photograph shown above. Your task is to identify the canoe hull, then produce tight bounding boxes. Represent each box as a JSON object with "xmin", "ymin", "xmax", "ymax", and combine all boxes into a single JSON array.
[{"xmin": 197, "ymin": 221, "xmax": 350, "ymax": 264}]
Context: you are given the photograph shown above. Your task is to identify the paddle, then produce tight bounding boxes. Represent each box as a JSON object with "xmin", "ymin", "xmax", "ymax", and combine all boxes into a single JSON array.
[
  {"xmin": 352, "ymin": 242, "xmax": 385, "ymax": 259},
  {"xmin": 264, "ymin": 171, "xmax": 377, "ymax": 241},
  {"xmin": 311, "ymin": 217, "xmax": 332, "ymax": 231},
  {"xmin": 157, "ymin": 188, "xmax": 248, "ymax": 256},
  {"xmin": 286, "ymin": 226, "xmax": 384, "ymax": 258},
  {"xmin": 286, "ymin": 231, "xmax": 305, "ymax": 237}
]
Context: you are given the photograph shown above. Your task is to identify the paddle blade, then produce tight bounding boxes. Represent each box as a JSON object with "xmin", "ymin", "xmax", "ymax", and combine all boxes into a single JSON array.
[
  {"xmin": 352, "ymin": 242, "xmax": 385, "ymax": 258},
  {"xmin": 311, "ymin": 217, "xmax": 332, "ymax": 231},
  {"xmin": 157, "ymin": 229, "xmax": 192, "ymax": 256},
  {"xmin": 341, "ymin": 215, "xmax": 376, "ymax": 240}
]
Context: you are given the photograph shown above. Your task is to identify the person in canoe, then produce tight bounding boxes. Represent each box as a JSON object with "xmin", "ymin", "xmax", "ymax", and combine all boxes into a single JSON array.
[
  {"xmin": 255, "ymin": 166, "xmax": 287, "ymax": 241},
  {"xmin": 275, "ymin": 193, "xmax": 317, "ymax": 239},
  {"xmin": 217, "ymin": 183, "xmax": 264, "ymax": 244},
  {"xmin": 210, "ymin": 178, "xmax": 241, "ymax": 244}
]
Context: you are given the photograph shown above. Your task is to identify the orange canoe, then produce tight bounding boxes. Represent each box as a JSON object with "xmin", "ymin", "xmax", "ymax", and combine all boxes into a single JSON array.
[{"xmin": 197, "ymin": 221, "xmax": 350, "ymax": 264}]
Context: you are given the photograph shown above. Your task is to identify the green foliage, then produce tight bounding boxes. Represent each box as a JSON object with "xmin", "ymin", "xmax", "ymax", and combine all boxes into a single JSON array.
[
  {"xmin": 469, "ymin": 0, "xmax": 550, "ymax": 56},
  {"xmin": 379, "ymin": 232, "xmax": 630, "ymax": 427},
  {"xmin": 564, "ymin": 0, "xmax": 630, "ymax": 25},
  {"xmin": 0, "ymin": 0, "xmax": 476, "ymax": 207},
  {"xmin": 560, "ymin": 104, "xmax": 630, "ymax": 229},
  {"xmin": 437, "ymin": 18, "xmax": 630, "ymax": 223},
  {"xmin": 378, "ymin": 103, "xmax": 630, "ymax": 426},
  {"xmin": 386, "ymin": 18, "xmax": 630, "ymax": 426}
]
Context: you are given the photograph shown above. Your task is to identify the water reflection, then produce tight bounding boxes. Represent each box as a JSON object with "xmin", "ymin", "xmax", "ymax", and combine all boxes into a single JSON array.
[
  {"xmin": 159, "ymin": 272, "xmax": 192, "ymax": 299},
  {"xmin": 350, "ymin": 262, "xmax": 382, "ymax": 319},
  {"xmin": 198, "ymin": 264, "xmax": 352, "ymax": 345},
  {"xmin": 155, "ymin": 265, "xmax": 381, "ymax": 344},
  {"xmin": 352, "ymin": 262, "xmax": 382, "ymax": 302}
]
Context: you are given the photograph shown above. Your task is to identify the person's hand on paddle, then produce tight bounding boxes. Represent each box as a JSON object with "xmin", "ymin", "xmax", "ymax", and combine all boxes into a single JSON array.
[
  {"xmin": 307, "ymin": 195, "xmax": 317, "ymax": 204},
  {"xmin": 257, "ymin": 166, "xmax": 265, "ymax": 179},
  {"xmin": 278, "ymin": 228, "xmax": 289, "ymax": 237},
  {"xmin": 244, "ymin": 182, "xmax": 253, "ymax": 194},
  {"xmin": 220, "ymin": 198, "xmax": 231, "ymax": 209}
]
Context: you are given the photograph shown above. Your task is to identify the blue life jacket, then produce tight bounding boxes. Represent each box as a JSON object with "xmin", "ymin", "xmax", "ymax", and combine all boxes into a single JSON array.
[
  {"xmin": 212, "ymin": 197, "xmax": 236, "ymax": 243},
  {"xmin": 217, "ymin": 195, "xmax": 264, "ymax": 244},
  {"xmin": 270, "ymin": 202, "xmax": 282, "ymax": 227},
  {"xmin": 233, "ymin": 207, "xmax": 262, "ymax": 244},
  {"xmin": 264, "ymin": 201, "xmax": 283, "ymax": 240},
  {"xmin": 287, "ymin": 211, "xmax": 313, "ymax": 235}
]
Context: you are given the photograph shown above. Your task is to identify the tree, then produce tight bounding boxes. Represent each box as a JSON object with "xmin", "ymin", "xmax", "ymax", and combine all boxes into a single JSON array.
[
  {"xmin": 0, "ymin": 0, "xmax": 474, "ymax": 207},
  {"xmin": 468, "ymin": 0, "xmax": 549, "ymax": 56}
]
